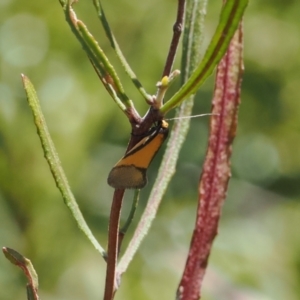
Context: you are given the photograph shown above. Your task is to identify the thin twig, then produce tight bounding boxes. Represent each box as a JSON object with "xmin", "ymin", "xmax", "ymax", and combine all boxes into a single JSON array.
[
  {"xmin": 119, "ymin": 190, "xmax": 140, "ymax": 252},
  {"xmin": 162, "ymin": 0, "xmax": 186, "ymax": 77}
]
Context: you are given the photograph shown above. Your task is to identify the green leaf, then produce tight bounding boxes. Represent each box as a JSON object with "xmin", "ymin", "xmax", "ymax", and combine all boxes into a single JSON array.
[
  {"xmin": 3, "ymin": 247, "xmax": 39, "ymax": 300},
  {"xmin": 21, "ymin": 74, "xmax": 107, "ymax": 259}
]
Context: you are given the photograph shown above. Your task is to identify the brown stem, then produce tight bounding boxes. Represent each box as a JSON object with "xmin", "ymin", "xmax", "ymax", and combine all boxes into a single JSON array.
[
  {"xmin": 162, "ymin": 0, "xmax": 185, "ymax": 77},
  {"xmin": 103, "ymin": 189, "xmax": 125, "ymax": 300}
]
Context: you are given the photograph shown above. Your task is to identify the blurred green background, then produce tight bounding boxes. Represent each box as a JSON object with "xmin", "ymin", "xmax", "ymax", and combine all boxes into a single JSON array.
[{"xmin": 1, "ymin": 0, "xmax": 300, "ymax": 299}]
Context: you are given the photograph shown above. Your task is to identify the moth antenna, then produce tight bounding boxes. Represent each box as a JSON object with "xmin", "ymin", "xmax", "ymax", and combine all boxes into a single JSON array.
[{"xmin": 166, "ymin": 113, "xmax": 219, "ymax": 121}]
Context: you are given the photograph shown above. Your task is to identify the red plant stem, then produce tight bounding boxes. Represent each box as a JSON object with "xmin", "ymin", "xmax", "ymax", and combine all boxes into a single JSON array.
[
  {"xmin": 162, "ymin": 0, "xmax": 185, "ymax": 77},
  {"xmin": 177, "ymin": 24, "xmax": 244, "ymax": 300},
  {"xmin": 103, "ymin": 189, "xmax": 125, "ymax": 300}
]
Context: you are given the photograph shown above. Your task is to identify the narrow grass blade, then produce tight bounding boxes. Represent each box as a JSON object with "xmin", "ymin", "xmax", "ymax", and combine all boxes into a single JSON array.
[
  {"xmin": 161, "ymin": 0, "xmax": 248, "ymax": 114},
  {"xmin": 21, "ymin": 74, "xmax": 107, "ymax": 259},
  {"xmin": 61, "ymin": 1, "xmax": 133, "ymax": 112},
  {"xmin": 93, "ymin": 0, "xmax": 151, "ymax": 102}
]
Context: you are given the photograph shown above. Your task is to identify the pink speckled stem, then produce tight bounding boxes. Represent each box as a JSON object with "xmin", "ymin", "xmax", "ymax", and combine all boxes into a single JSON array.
[{"xmin": 177, "ymin": 24, "xmax": 244, "ymax": 300}]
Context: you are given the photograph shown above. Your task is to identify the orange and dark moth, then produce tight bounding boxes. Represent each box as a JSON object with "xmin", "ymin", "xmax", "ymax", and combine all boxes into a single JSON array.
[{"xmin": 107, "ymin": 120, "xmax": 169, "ymax": 189}]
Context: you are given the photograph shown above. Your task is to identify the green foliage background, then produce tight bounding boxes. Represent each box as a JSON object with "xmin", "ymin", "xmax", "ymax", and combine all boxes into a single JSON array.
[{"xmin": 1, "ymin": 0, "xmax": 300, "ymax": 299}]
